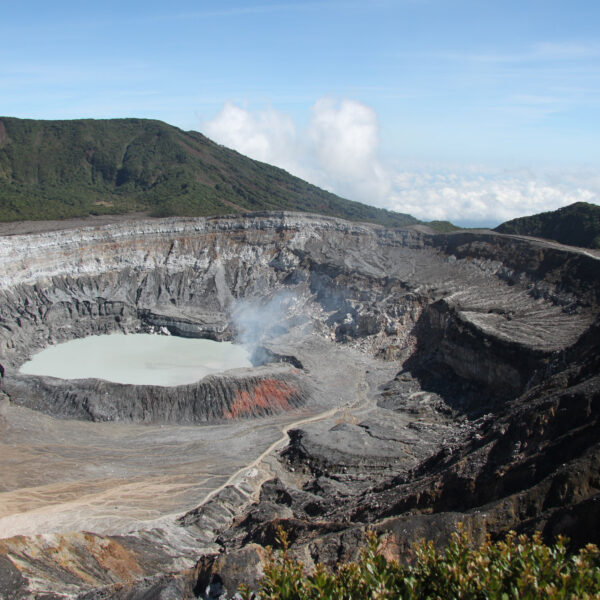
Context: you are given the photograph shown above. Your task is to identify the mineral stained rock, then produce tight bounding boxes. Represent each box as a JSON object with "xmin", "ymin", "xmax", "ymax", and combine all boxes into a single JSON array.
[{"xmin": 0, "ymin": 212, "xmax": 598, "ymax": 599}]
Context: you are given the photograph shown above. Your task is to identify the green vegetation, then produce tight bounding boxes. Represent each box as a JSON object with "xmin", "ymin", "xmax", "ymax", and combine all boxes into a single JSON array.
[
  {"xmin": 426, "ymin": 219, "xmax": 460, "ymax": 233},
  {"xmin": 495, "ymin": 202, "xmax": 600, "ymax": 249},
  {"xmin": 0, "ymin": 116, "xmax": 454, "ymax": 230},
  {"xmin": 240, "ymin": 527, "xmax": 600, "ymax": 599}
]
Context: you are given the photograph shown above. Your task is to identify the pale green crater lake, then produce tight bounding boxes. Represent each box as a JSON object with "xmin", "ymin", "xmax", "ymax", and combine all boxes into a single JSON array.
[{"xmin": 20, "ymin": 334, "xmax": 252, "ymax": 386}]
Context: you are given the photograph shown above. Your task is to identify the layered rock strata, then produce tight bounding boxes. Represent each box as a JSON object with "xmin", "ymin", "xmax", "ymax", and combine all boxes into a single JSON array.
[{"xmin": 4, "ymin": 368, "xmax": 308, "ymax": 424}]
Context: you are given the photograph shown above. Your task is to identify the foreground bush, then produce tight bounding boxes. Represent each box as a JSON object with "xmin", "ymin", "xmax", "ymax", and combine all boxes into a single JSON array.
[{"xmin": 239, "ymin": 527, "xmax": 600, "ymax": 599}]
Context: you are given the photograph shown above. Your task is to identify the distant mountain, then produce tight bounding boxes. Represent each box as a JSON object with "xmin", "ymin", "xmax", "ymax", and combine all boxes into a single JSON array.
[
  {"xmin": 495, "ymin": 202, "xmax": 600, "ymax": 249},
  {"xmin": 0, "ymin": 117, "xmax": 455, "ymax": 231}
]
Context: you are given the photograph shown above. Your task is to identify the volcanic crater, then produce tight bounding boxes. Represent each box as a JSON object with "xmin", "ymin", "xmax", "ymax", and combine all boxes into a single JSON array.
[{"xmin": 0, "ymin": 212, "xmax": 598, "ymax": 599}]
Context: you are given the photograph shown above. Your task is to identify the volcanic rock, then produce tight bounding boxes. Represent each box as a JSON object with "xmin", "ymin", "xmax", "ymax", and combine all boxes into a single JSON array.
[{"xmin": 0, "ymin": 212, "xmax": 597, "ymax": 598}]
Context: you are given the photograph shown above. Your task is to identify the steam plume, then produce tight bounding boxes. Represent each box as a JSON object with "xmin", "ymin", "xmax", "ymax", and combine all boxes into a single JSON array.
[{"xmin": 230, "ymin": 292, "xmax": 299, "ymax": 363}]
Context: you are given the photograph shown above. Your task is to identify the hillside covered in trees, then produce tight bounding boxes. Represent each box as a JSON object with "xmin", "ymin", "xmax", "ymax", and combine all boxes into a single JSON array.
[
  {"xmin": 496, "ymin": 201, "xmax": 600, "ymax": 249},
  {"xmin": 0, "ymin": 117, "xmax": 455, "ymax": 231}
]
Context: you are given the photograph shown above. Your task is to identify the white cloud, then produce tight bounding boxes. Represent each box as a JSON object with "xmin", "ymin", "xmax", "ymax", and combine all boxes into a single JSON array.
[
  {"xmin": 203, "ymin": 97, "xmax": 390, "ymax": 203},
  {"xmin": 387, "ymin": 166, "xmax": 599, "ymax": 226},
  {"xmin": 307, "ymin": 98, "xmax": 391, "ymax": 201},
  {"xmin": 532, "ymin": 42, "xmax": 600, "ymax": 61},
  {"xmin": 202, "ymin": 99, "xmax": 600, "ymax": 226},
  {"xmin": 430, "ymin": 41, "xmax": 600, "ymax": 65},
  {"xmin": 203, "ymin": 102, "xmax": 299, "ymax": 172}
]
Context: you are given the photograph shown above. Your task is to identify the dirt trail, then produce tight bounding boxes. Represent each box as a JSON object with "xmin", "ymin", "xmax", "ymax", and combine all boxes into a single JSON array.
[
  {"xmin": 194, "ymin": 336, "xmax": 395, "ymax": 511},
  {"xmin": 198, "ymin": 405, "xmax": 347, "ymax": 508}
]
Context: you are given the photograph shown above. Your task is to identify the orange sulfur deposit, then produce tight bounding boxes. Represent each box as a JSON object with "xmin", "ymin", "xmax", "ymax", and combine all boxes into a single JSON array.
[{"xmin": 223, "ymin": 379, "xmax": 300, "ymax": 419}]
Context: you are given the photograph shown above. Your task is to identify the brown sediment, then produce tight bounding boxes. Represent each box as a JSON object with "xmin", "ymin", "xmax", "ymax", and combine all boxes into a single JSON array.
[
  {"xmin": 90, "ymin": 536, "xmax": 145, "ymax": 582},
  {"xmin": 0, "ymin": 532, "xmax": 144, "ymax": 585}
]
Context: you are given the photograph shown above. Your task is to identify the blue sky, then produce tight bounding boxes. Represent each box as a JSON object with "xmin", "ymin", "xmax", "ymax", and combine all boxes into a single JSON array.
[{"xmin": 2, "ymin": 1, "xmax": 599, "ymax": 225}]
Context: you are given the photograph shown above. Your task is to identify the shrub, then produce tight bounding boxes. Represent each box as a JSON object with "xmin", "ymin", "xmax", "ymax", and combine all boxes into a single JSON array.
[{"xmin": 239, "ymin": 526, "xmax": 600, "ymax": 599}]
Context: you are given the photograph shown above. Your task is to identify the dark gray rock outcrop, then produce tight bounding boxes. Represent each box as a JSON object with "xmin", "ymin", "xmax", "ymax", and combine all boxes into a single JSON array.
[{"xmin": 3, "ymin": 367, "xmax": 309, "ymax": 423}]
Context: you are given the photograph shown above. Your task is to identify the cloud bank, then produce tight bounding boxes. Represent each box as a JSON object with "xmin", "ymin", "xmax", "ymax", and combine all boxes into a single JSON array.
[
  {"xmin": 388, "ymin": 166, "xmax": 599, "ymax": 226},
  {"xmin": 203, "ymin": 99, "xmax": 599, "ymax": 227}
]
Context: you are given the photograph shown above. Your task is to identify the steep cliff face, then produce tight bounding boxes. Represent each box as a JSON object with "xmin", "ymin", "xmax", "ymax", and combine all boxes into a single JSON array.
[
  {"xmin": 0, "ymin": 213, "xmax": 598, "ymax": 599},
  {"xmin": 1, "ymin": 213, "xmax": 594, "ymax": 378}
]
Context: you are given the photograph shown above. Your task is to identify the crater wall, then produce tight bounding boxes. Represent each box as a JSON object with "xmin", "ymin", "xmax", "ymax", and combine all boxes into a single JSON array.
[
  {"xmin": 0, "ymin": 213, "xmax": 598, "ymax": 407},
  {"xmin": 1, "ymin": 213, "xmax": 599, "ymax": 598}
]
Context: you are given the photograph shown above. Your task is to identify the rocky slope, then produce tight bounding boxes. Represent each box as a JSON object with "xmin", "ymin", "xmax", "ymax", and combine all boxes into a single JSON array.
[
  {"xmin": 5, "ymin": 368, "xmax": 309, "ymax": 424},
  {"xmin": 0, "ymin": 212, "xmax": 597, "ymax": 598}
]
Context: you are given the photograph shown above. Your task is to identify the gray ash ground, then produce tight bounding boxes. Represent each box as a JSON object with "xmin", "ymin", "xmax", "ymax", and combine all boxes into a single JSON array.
[{"xmin": 0, "ymin": 212, "xmax": 598, "ymax": 599}]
